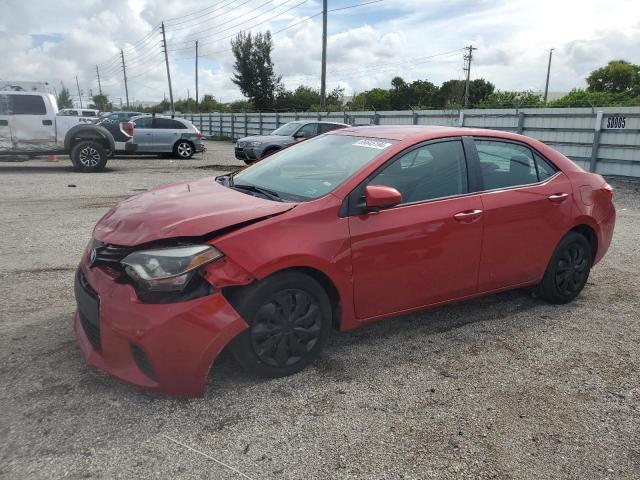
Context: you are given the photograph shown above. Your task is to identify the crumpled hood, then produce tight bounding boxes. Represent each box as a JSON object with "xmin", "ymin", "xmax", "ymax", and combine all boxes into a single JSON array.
[
  {"xmin": 93, "ymin": 178, "xmax": 296, "ymax": 246},
  {"xmin": 237, "ymin": 135, "xmax": 292, "ymax": 144}
]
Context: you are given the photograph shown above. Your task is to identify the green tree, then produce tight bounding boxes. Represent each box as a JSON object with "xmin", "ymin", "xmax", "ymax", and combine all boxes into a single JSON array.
[
  {"xmin": 231, "ymin": 31, "xmax": 281, "ymax": 110},
  {"xmin": 198, "ymin": 94, "xmax": 223, "ymax": 112},
  {"xmin": 275, "ymin": 85, "xmax": 344, "ymax": 111},
  {"xmin": 436, "ymin": 79, "xmax": 495, "ymax": 108},
  {"xmin": 547, "ymin": 88, "xmax": 640, "ymax": 107},
  {"xmin": 56, "ymin": 87, "xmax": 73, "ymax": 109},
  {"xmin": 587, "ymin": 60, "xmax": 640, "ymax": 94},
  {"xmin": 408, "ymin": 79, "xmax": 438, "ymax": 108},
  {"xmin": 226, "ymin": 99, "xmax": 254, "ymax": 112},
  {"xmin": 348, "ymin": 88, "xmax": 391, "ymax": 110},
  {"xmin": 91, "ymin": 94, "xmax": 110, "ymax": 111},
  {"xmin": 478, "ymin": 90, "xmax": 543, "ymax": 108}
]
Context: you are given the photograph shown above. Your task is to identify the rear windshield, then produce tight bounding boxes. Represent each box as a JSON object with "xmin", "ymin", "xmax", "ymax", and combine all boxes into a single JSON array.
[{"xmin": 232, "ymin": 135, "xmax": 397, "ymax": 200}]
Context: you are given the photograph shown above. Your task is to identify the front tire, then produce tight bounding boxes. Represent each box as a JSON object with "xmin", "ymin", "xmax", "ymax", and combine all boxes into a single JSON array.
[
  {"xmin": 260, "ymin": 147, "xmax": 280, "ymax": 160},
  {"xmin": 70, "ymin": 140, "xmax": 108, "ymax": 172},
  {"xmin": 536, "ymin": 232, "xmax": 592, "ymax": 304},
  {"xmin": 229, "ymin": 272, "xmax": 332, "ymax": 377},
  {"xmin": 173, "ymin": 140, "xmax": 194, "ymax": 159}
]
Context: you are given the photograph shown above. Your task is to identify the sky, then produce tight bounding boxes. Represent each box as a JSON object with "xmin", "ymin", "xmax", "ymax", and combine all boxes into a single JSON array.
[{"xmin": 1, "ymin": 0, "xmax": 639, "ymax": 106}]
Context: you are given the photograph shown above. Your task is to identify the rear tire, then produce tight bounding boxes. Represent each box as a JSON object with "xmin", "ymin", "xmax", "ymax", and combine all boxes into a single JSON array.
[
  {"xmin": 173, "ymin": 140, "xmax": 194, "ymax": 159},
  {"xmin": 70, "ymin": 140, "xmax": 108, "ymax": 172},
  {"xmin": 536, "ymin": 232, "xmax": 592, "ymax": 304},
  {"xmin": 228, "ymin": 272, "xmax": 332, "ymax": 377}
]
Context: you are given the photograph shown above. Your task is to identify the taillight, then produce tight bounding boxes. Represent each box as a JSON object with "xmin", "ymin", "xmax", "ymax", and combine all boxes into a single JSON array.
[
  {"xmin": 121, "ymin": 121, "xmax": 134, "ymax": 137},
  {"xmin": 600, "ymin": 182, "xmax": 614, "ymax": 200},
  {"xmin": 195, "ymin": 130, "xmax": 203, "ymax": 140}
]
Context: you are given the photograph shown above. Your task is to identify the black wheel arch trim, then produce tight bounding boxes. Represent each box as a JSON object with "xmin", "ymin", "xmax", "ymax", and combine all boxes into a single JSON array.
[
  {"xmin": 64, "ymin": 124, "xmax": 115, "ymax": 153},
  {"xmin": 222, "ymin": 266, "xmax": 342, "ymax": 329}
]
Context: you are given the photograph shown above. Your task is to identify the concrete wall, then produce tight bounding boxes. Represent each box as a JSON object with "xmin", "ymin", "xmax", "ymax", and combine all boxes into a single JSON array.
[{"xmin": 177, "ymin": 107, "xmax": 640, "ymax": 177}]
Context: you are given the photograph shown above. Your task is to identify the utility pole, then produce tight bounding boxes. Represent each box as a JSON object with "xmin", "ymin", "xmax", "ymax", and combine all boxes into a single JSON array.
[
  {"xmin": 96, "ymin": 65, "xmax": 103, "ymax": 96},
  {"xmin": 121, "ymin": 49, "xmax": 130, "ymax": 108},
  {"xmin": 463, "ymin": 45, "xmax": 477, "ymax": 108},
  {"xmin": 195, "ymin": 40, "xmax": 199, "ymax": 111},
  {"xmin": 320, "ymin": 0, "xmax": 328, "ymax": 110},
  {"xmin": 75, "ymin": 75, "xmax": 83, "ymax": 108},
  {"xmin": 543, "ymin": 48, "xmax": 554, "ymax": 103},
  {"xmin": 161, "ymin": 22, "xmax": 175, "ymax": 114}
]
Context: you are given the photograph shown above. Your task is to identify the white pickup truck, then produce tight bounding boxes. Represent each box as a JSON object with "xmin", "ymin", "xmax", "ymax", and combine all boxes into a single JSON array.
[{"xmin": 0, "ymin": 91, "xmax": 136, "ymax": 172}]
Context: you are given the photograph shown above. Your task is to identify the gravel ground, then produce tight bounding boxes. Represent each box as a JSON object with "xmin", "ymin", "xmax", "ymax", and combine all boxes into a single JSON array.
[{"xmin": 0, "ymin": 143, "xmax": 638, "ymax": 479}]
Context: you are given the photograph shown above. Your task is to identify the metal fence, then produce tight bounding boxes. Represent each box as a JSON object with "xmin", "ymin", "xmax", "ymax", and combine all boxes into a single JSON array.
[{"xmin": 176, "ymin": 107, "xmax": 640, "ymax": 177}]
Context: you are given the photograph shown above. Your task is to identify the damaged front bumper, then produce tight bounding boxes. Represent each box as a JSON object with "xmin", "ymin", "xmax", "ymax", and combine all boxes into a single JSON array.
[{"xmin": 73, "ymin": 259, "xmax": 249, "ymax": 397}]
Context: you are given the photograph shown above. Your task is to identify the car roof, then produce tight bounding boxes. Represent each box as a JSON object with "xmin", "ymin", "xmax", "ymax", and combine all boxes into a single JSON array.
[
  {"xmin": 130, "ymin": 115, "xmax": 191, "ymax": 124},
  {"xmin": 329, "ymin": 125, "xmax": 533, "ymax": 143},
  {"xmin": 283, "ymin": 120, "xmax": 348, "ymax": 126}
]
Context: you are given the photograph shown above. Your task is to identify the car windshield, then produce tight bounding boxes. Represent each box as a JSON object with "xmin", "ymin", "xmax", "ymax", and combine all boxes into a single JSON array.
[
  {"xmin": 231, "ymin": 135, "xmax": 397, "ymax": 201},
  {"xmin": 271, "ymin": 122, "xmax": 302, "ymax": 136}
]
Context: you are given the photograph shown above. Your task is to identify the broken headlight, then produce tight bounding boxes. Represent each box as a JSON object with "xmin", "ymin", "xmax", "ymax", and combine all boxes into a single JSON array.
[{"xmin": 121, "ymin": 245, "xmax": 222, "ymax": 292}]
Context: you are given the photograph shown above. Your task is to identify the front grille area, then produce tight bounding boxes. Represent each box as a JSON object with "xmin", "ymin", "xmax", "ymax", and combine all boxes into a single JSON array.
[
  {"xmin": 92, "ymin": 240, "xmax": 134, "ymax": 267},
  {"xmin": 131, "ymin": 344, "xmax": 156, "ymax": 380}
]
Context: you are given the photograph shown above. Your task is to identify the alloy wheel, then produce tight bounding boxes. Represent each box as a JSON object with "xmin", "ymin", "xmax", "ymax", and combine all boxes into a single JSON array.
[
  {"xmin": 555, "ymin": 242, "xmax": 588, "ymax": 296},
  {"xmin": 250, "ymin": 289, "xmax": 322, "ymax": 367},
  {"xmin": 79, "ymin": 146, "xmax": 101, "ymax": 167},
  {"xmin": 177, "ymin": 142, "xmax": 193, "ymax": 158}
]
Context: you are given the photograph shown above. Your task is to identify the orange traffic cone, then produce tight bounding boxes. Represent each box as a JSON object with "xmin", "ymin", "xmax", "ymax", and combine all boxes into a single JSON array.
[{"xmin": 47, "ymin": 155, "xmax": 59, "ymax": 162}]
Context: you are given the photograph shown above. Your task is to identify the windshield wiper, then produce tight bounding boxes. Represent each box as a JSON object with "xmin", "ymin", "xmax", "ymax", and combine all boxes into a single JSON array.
[{"xmin": 232, "ymin": 182, "xmax": 283, "ymax": 202}]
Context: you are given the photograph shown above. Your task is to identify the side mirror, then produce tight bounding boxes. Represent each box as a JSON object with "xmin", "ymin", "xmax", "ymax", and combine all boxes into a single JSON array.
[{"xmin": 365, "ymin": 185, "xmax": 402, "ymax": 210}]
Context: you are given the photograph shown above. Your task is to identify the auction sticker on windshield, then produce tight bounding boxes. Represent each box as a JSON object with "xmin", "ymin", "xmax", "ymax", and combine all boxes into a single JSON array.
[{"xmin": 352, "ymin": 139, "xmax": 393, "ymax": 149}]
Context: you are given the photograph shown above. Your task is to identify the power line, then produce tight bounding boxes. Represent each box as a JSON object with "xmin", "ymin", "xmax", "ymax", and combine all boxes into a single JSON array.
[
  {"xmin": 329, "ymin": 0, "xmax": 385, "ymax": 12},
  {"xmin": 175, "ymin": 9, "xmax": 322, "ymax": 60},
  {"xmin": 164, "ymin": 0, "xmax": 242, "ymax": 25},
  {"xmin": 169, "ymin": 0, "xmax": 304, "ymax": 50},
  {"xmin": 177, "ymin": 0, "xmax": 384, "ymax": 59},
  {"xmin": 166, "ymin": 0, "xmax": 254, "ymax": 30}
]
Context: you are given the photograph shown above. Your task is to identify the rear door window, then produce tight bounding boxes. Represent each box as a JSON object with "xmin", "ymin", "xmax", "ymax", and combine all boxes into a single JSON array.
[
  {"xmin": 10, "ymin": 95, "xmax": 47, "ymax": 115},
  {"xmin": 319, "ymin": 123, "xmax": 341, "ymax": 133},
  {"xmin": 534, "ymin": 152, "xmax": 558, "ymax": 181},
  {"xmin": 475, "ymin": 140, "xmax": 539, "ymax": 189},
  {"xmin": 154, "ymin": 118, "xmax": 186, "ymax": 129}
]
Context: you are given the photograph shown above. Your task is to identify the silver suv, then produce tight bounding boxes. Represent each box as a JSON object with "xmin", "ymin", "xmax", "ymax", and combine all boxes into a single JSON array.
[
  {"xmin": 131, "ymin": 115, "xmax": 205, "ymax": 159},
  {"xmin": 235, "ymin": 121, "xmax": 348, "ymax": 164}
]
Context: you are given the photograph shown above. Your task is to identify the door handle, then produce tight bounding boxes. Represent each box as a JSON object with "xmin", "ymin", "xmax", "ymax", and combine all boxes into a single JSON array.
[
  {"xmin": 42, "ymin": 119, "xmax": 53, "ymax": 126},
  {"xmin": 454, "ymin": 209, "xmax": 483, "ymax": 222},
  {"xmin": 548, "ymin": 193, "xmax": 569, "ymax": 203}
]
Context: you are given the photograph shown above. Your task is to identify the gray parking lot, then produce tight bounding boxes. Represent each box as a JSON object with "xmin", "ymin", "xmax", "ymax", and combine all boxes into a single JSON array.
[{"xmin": 1, "ymin": 141, "xmax": 638, "ymax": 479}]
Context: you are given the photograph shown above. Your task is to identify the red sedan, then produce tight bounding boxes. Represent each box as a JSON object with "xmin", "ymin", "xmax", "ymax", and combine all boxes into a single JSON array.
[{"xmin": 74, "ymin": 126, "xmax": 615, "ymax": 396}]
